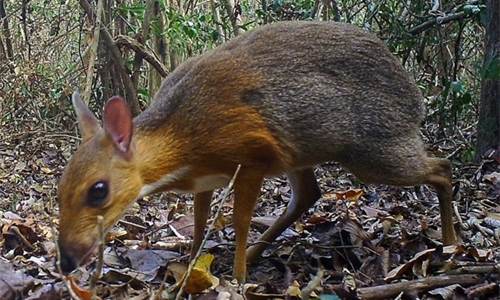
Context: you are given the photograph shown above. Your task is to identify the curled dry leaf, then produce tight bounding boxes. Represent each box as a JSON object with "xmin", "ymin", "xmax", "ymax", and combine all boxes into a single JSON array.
[
  {"xmin": 152, "ymin": 237, "xmax": 192, "ymax": 251},
  {"xmin": 67, "ymin": 276, "xmax": 99, "ymax": 300},
  {"xmin": 286, "ymin": 280, "xmax": 302, "ymax": 297},
  {"xmin": 305, "ymin": 215, "xmax": 329, "ymax": 225},
  {"xmin": 335, "ymin": 189, "xmax": 364, "ymax": 201},
  {"xmin": 342, "ymin": 268, "xmax": 357, "ymax": 291},
  {"xmin": 483, "ymin": 172, "xmax": 500, "ymax": 183},
  {"xmin": 215, "ymin": 282, "xmax": 244, "ymax": 300},
  {"xmin": 40, "ymin": 167, "xmax": 53, "ymax": 174},
  {"xmin": 466, "ymin": 247, "xmax": 492, "ymax": 262},
  {"xmin": 343, "ymin": 219, "xmax": 372, "ymax": 244},
  {"xmin": 385, "ymin": 245, "xmax": 466, "ymax": 282},
  {"xmin": 483, "ymin": 209, "xmax": 500, "ymax": 221},
  {"xmin": 427, "ymin": 283, "xmax": 465, "ymax": 299}
]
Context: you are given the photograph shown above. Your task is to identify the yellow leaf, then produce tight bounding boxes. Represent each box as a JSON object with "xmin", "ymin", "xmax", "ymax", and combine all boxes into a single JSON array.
[
  {"xmin": 286, "ymin": 280, "xmax": 302, "ymax": 297},
  {"xmin": 168, "ymin": 253, "xmax": 217, "ymax": 294},
  {"xmin": 40, "ymin": 167, "xmax": 53, "ymax": 174}
]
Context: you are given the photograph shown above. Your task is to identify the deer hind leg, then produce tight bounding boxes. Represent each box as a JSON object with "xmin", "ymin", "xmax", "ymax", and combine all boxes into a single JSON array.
[
  {"xmin": 422, "ymin": 158, "xmax": 455, "ymax": 245},
  {"xmin": 247, "ymin": 167, "xmax": 321, "ymax": 263},
  {"xmin": 341, "ymin": 148, "xmax": 455, "ymax": 245}
]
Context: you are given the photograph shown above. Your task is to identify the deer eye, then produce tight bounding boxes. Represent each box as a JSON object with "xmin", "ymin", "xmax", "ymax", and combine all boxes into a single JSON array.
[{"xmin": 88, "ymin": 181, "xmax": 109, "ymax": 206}]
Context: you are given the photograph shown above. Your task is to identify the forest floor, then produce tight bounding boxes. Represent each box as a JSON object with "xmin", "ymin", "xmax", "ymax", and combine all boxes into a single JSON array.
[{"xmin": 0, "ymin": 117, "xmax": 499, "ymax": 300}]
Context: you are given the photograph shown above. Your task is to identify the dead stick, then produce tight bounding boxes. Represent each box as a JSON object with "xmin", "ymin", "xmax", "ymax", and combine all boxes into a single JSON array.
[
  {"xmin": 301, "ymin": 266, "xmax": 325, "ymax": 300},
  {"xmin": 90, "ymin": 216, "xmax": 105, "ymax": 300},
  {"xmin": 52, "ymin": 225, "xmax": 82, "ymax": 300},
  {"xmin": 357, "ymin": 274, "xmax": 482, "ymax": 300}
]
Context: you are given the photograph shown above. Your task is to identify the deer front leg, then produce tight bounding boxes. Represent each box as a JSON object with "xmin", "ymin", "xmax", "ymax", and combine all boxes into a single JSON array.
[
  {"xmin": 191, "ymin": 191, "xmax": 214, "ymax": 259},
  {"xmin": 232, "ymin": 168, "xmax": 264, "ymax": 284}
]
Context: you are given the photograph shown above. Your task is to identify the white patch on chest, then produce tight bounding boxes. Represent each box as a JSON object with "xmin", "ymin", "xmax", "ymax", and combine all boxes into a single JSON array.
[
  {"xmin": 138, "ymin": 166, "xmax": 190, "ymax": 198},
  {"xmin": 192, "ymin": 174, "xmax": 231, "ymax": 193},
  {"xmin": 137, "ymin": 167, "xmax": 231, "ymax": 198}
]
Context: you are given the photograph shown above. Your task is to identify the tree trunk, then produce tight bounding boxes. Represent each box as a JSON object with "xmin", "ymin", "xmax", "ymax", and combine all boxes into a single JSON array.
[
  {"xmin": 224, "ymin": 0, "xmax": 244, "ymax": 36},
  {"xmin": 0, "ymin": 0, "xmax": 14, "ymax": 59},
  {"xmin": 475, "ymin": 0, "xmax": 500, "ymax": 162}
]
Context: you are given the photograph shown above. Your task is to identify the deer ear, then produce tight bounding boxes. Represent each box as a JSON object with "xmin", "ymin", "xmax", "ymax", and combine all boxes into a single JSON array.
[
  {"xmin": 103, "ymin": 96, "xmax": 134, "ymax": 155},
  {"xmin": 72, "ymin": 92, "xmax": 102, "ymax": 142}
]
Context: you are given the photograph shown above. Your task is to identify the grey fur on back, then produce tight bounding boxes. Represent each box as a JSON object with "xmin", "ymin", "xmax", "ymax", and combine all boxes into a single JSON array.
[{"xmin": 229, "ymin": 22, "xmax": 423, "ymax": 163}]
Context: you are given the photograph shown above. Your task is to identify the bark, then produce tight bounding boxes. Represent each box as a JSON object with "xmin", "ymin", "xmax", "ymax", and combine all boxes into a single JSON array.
[
  {"xmin": 149, "ymin": 0, "xmax": 167, "ymax": 100},
  {"xmin": 357, "ymin": 274, "xmax": 482, "ymax": 300},
  {"xmin": 0, "ymin": 0, "xmax": 13, "ymax": 59},
  {"xmin": 475, "ymin": 0, "xmax": 500, "ymax": 161}
]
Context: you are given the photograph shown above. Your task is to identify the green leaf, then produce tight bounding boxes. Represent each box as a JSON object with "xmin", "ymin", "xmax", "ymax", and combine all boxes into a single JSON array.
[
  {"xmin": 479, "ymin": 6, "xmax": 488, "ymax": 27},
  {"xmin": 450, "ymin": 81, "xmax": 463, "ymax": 92},
  {"xmin": 137, "ymin": 87, "xmax": 150, "ymax": 97},
  {"xmin": 210, "ymin": 30, "xmax": 219, "ymax": 42},
  {"xmin": 457, "ymin": 92, "xmax": 472, "ymax": 106}
]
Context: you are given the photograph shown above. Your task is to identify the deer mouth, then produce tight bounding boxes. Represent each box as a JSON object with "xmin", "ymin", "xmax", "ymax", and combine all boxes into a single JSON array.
[{"xmin": 58, "ymin": 240, "xmax": 98, "ymax": 274}]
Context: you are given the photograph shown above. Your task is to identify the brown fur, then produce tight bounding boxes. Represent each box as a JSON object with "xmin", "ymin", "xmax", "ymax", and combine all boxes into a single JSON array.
[{"xmin": 57, "ymin": 21, "xmax": 455, "ymax": 284}]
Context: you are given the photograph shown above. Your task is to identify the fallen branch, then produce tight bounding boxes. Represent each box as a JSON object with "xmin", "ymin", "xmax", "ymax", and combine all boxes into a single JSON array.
[{"xmin": 357, "ymin": 274, "xmax": 482, "ymax": 300}]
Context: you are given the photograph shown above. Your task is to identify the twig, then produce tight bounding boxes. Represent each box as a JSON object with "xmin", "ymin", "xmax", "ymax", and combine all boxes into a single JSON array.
[
  {"xmin": 453, "ymin": 201, "xmax": 468, "ymax": 230},
  {"xmin": 114, "ymin": 35, "xmax": 168, "ymax": 77},
  {"xmin": 52, "ymin": 225, "xmax": 83, "ymax": 300},
  {"xmin": 9, "ymin": 226, "xmax": 35, "ymax": 250},
  {"xmin": 174, "ymin": 165, "xmax": 241, "ymax": 300},
  {"xmin": 301, "ymin": 265, "xmax": 325, "ymax": 300},
  {"xmin": 409, "ymin": 11, "xmax": 471, "ymax": 35},
  {"xmin": 90, "ymin": 215, "xmax": 105, "ymax": 300},
  {"xmin": 118, "ymin": 219, "xmax": 148, "ymax": 231}
]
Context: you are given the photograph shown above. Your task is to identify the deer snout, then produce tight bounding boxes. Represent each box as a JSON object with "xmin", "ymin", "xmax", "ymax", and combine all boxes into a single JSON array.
[
  {"xmin": 57, "ymin": 239, "xmax": 98, "ymax": 274},
  {"xmin": 57, "ymin": 243, "xmax": 79, "ymax": 274}
]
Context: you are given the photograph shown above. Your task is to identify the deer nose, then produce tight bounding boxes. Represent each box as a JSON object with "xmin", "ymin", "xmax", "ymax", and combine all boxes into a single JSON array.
[{"xmin": 57, "ymin": 245, "xmax": 78, "ymax": 274}]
